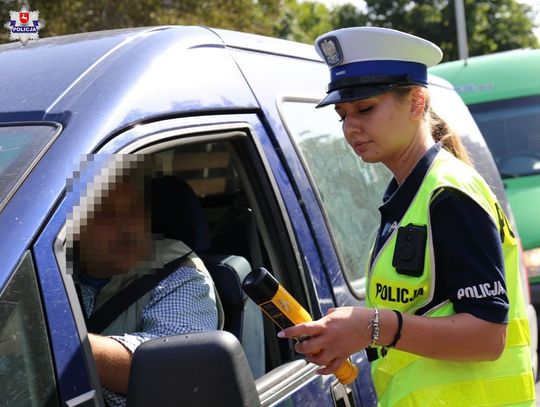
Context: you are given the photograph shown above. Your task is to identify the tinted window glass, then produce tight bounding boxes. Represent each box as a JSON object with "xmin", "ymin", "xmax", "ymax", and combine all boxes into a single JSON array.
[
  {"xmin": 0, "ymin": 124, "xmax": 59, "ymax": 206},
  {"xmin": 469, "ymin": 95, "xmax": 540, "ymax": 178},
  {"xmin": 0, "ymin": 251, "xmax": 58, "ymax": 406},
  {"xmin": 281, "ymin": 101, "xmax": 391, "ymax": 295}
]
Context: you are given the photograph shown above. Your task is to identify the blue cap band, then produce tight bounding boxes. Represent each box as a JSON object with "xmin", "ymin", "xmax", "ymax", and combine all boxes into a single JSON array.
[{"xmin": 330, "ymin": 60, "xmax": 428, "ymax": 85}]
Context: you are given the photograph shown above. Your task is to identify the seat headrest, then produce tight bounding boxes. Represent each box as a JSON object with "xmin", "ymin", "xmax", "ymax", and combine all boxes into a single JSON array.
[{"xmin": 151, "ymin": 176, "xmax": 211, "ymax": 253}]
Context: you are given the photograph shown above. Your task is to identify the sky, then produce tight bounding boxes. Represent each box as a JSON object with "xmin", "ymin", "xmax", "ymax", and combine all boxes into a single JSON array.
[{"xmin": 313, "ymin": 0, "xmax": 540, "ymax": 40}]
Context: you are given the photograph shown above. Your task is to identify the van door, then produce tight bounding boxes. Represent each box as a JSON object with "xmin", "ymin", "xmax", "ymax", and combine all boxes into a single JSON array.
[{"xmin": 32, "ymin": 112, "xmax": 376, "ymax": 406}]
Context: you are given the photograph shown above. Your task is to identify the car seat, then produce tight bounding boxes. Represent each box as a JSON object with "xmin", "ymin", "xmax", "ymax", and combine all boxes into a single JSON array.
[{"xmin": 151, "ymin": 175, "xmax": 265, "ymax": 378}]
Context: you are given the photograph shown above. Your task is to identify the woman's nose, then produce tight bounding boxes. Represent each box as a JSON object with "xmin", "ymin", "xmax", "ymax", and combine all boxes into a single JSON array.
[{"xmin": 342, "ymin": 116, "xmax": 361, "ymax": 139}]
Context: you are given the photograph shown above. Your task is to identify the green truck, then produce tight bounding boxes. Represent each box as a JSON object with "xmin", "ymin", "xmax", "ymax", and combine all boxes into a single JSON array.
[{"xmin": 430, "ymin": 49, "xmax": 540, "ymax": 307}]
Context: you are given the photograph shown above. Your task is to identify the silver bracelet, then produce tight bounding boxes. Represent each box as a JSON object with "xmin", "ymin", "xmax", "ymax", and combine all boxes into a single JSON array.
[{"xmin": 369, "ymin": 307, "xmax": 380, "ymax": 346}]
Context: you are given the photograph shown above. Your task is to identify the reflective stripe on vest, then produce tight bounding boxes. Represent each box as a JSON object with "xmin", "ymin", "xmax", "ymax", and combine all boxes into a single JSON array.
[{"xmin": 366, "ymin": 149, "xmax": 534, "ymax": 406}]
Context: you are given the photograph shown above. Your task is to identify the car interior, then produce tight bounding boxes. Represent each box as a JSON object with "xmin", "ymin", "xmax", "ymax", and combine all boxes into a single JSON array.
[
  {"xmin": 60, "ymin": 134, "xmax": 314, "ymax": 388},
  {"xmin": 149, "ymin": 139, "xmax": 306, "ymax": 380}
]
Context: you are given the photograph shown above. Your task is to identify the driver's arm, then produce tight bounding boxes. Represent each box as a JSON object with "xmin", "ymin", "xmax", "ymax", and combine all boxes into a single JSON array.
[
  {"xmin": 88, "ymin": 333, "xmax": 132, "ymax": 394},
  {"xmin": 88, "ymin": 334, "xmax": 133, "ymax": 394},
  {"xmin": 88, "ymin": 265, "xmax": 218, "ymax": 395}
]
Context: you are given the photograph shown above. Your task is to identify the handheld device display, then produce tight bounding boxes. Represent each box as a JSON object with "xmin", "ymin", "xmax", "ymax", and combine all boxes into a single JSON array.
[{"xmin": 242, "ymin": 267, "xmax": 358, "ymax": 385}]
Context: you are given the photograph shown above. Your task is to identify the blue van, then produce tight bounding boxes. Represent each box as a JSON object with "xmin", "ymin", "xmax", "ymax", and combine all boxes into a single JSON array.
[{"xmin": 0, "ymin": 26, "xmax": 535, "ymax": 406}]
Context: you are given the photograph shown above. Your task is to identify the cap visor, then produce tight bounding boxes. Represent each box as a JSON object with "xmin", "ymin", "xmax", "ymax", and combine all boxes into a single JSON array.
[{"xmin": 316, "ymin": 84, "xmax": 397, "ymax": 108}]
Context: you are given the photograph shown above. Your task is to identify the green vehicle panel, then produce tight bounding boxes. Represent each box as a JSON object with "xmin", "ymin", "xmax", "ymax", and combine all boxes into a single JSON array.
[
  {"xmin": 505, "ymin": 175, "xmax": 540, "ymax": 251},
  {"xmin": 430, "ymin": 49, "xmax": 540, "ymax": 105},
  {"xmin": 430, "ymin": 49, "xmax": 540, "ymax": 301}
]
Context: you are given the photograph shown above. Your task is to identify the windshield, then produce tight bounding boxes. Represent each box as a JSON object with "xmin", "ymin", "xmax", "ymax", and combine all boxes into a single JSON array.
[
  {"xmin": 469, "ymin": 95, "xmax": 540, "ymax": 178},
  {"xmin": 0, "ymin": 124, "xmax": 60, "ymax": 207}
]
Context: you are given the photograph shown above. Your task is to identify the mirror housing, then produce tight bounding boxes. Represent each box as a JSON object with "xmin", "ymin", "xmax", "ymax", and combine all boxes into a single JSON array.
[{"xmin": 127, "ymin": 330, "xmax": 261, "ymax": 407}]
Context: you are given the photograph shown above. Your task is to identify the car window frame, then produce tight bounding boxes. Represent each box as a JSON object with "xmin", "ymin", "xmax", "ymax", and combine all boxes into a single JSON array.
[
  {"xmin": 96, "ymin": 113, "xmax": 335, "ymax": 324},
  {"xmin": 48, "ymin": 117, "xmax": 334, "ymax": 402},
  {"xmin": 0, "ymin": 121, "xmax": 62, "ymax": 212}
]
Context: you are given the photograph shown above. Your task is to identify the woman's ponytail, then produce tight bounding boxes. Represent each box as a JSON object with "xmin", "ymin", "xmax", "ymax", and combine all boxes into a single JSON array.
[
  {"xmin": 427, "ymin": 103, "xmax": 472, "ymax": 165},
  {"xmin": 394, "ymin": 86, "xmax": 472, "ymax": 165}
]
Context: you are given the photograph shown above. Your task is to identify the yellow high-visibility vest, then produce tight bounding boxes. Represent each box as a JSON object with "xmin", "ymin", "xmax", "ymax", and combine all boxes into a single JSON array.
[{"xmin": 366, "ymin": 148, "xmax": 534, "ymax": 406}]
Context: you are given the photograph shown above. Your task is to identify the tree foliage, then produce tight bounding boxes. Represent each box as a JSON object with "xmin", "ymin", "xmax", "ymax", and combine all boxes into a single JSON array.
[
  {"xmin": 275, "ymin": 0, "xmax": 332, "ymax": 43},
  {"xmin": 362, "ymin": 0, "xmax": 539, "ymax": 60},
  {"xmin": 331, "ymin": 3, "xmax": 368, "ymax": 29},
  {"xmin": 0, "ymin": 0, "xmax": 538, "ymax": 61},
  {"xmin": 0, "ymin": 0, "xmax": 281, "ymax": 43}
]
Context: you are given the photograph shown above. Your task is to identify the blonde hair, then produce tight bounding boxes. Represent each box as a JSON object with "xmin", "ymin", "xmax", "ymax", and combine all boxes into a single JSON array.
[{"xmin": 394, "ymin": 86, "xmax": 472, "ymax": 165}]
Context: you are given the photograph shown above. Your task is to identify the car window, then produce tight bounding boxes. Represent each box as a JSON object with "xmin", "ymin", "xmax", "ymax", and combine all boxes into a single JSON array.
[
  {"xmin": 0, "ymin": 251, "xmax": 58, "ymax": 406},
  {"xmin": 0, "ymin": 124, "xmax": 60, "ymax": 207},
  {"xmin": 63, "ymin": 136, "xmax": 302, "ymax": 380},
  {"xmin": 468, "ymin": 95, "xmax": 540, "ymax": 178},
  {"xmin": 280, "ymin": 101, "xmax": 391, "ymax": 296},
  {"xmin": 151, "ymin": 136, "xmax": 315, "ymax": 375}
]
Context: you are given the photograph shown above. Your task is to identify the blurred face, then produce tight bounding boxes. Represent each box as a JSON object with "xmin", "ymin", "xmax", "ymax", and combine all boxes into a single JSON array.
[
  {"xmin": 335, "ymin": 90, "xmax": 419, "ymax": 165},
  {"xmin": 78, "ymin": 181, "xmax": 151, "ymax": 278}
]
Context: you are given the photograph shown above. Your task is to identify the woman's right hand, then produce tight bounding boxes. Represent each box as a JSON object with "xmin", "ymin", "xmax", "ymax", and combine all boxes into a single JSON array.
[{"xmin": 278, "ymin": 306, "xmax": 373, "ymax": 374}]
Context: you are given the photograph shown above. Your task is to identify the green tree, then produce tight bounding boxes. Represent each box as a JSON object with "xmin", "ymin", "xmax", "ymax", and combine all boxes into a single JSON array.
[
  {"xmin": 275, "ymin": 0, "xmax": 332, "ymax": 43},
  {"xmin": 363, "ymin": 0, "xmax": 539, "ymax": 61},
  {"xmin": 0, "ymin": 0, "xmax": 281, "ymax": 43},
  {"xmin": 1, "ymin": 0, "xmax": 537, "ymax": 59},
  {"xmin": 331, "ymin": 3, "xmax": 368, "ymax": 29}
]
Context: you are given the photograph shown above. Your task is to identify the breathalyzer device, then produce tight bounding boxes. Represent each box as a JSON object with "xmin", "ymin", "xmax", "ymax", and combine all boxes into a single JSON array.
[{"xmin": 242, "ymin": 267, "xmax": 358, "ymax": 385}]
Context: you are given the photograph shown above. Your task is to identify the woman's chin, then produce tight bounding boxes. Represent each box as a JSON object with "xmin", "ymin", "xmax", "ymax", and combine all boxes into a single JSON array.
[{"xmin": 357, "ymin": 152, "xmax": 380, "ymax": 163}]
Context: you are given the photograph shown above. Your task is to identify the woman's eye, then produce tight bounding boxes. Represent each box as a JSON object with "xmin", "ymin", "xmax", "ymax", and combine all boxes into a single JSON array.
[
  {"xmin": 338, "ymin": 116, "xmax": 345, "ymax": 123},
  {"xmin": 358, "ymin": 106, "xmax": 373, "ymax": 113}
]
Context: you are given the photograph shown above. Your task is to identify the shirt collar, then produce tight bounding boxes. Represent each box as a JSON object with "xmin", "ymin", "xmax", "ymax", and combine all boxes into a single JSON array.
[
  {"xmin": 380, "ymin": 143, "xmax": 442, "ymax": 219},
  {"xmin": 77, "ymin": 272, "xmax": 110, "ymax": 289}
]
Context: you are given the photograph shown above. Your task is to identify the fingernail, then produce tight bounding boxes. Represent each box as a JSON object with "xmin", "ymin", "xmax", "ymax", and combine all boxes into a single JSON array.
[{"xmin": 277, "ymin": 331, "xmax": 285, "ymax": 338}]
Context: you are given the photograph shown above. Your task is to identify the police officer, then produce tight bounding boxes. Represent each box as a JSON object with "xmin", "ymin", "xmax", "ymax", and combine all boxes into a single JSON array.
[{"xmin": 278, "ymin": 27, "xmax": 534, "ymax": 406}]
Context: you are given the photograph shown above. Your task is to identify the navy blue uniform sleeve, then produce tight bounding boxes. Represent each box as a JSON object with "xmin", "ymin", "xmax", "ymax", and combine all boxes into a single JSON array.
[{"xmin": 430, "ymin": 188, "xmax": 509, "ymax": 324}]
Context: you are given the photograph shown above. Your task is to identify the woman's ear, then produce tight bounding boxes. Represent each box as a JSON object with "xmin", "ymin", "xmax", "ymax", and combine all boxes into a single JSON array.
[{"xmin": 409, "ymin": 87, "xmax": 426, "ymax": 120}]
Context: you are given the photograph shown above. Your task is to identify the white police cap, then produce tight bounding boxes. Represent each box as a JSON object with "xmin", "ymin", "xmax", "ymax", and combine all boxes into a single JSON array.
[{"xmin": 314, "ymin": 27, "xmax": 443, "ymax": 107}]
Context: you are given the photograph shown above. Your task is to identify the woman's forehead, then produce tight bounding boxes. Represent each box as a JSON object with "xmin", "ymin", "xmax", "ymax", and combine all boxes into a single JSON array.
[{"xmin": 335, "ymin": 96, "xmax": 380, "ymax": 109}]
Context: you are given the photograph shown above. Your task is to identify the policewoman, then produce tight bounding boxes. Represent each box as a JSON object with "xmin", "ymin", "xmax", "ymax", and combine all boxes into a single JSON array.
[{"xmin": 278, "ymin": 27, "xmax": 535, "ymax": 406}]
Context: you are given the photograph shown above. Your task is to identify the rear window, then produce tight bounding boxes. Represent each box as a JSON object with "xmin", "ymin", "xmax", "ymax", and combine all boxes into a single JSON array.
[
  {"xmin": 0, "ymin": 124, "xmax": 60, "ymax": 207},
  {"xmin": 469, "ymin": 95, "xmax": 540, "ymax": 178}
]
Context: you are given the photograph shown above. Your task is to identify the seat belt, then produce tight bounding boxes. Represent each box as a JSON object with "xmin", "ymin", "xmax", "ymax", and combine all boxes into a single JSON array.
[{"xmin": 85, "ymin": 252, "xmax": 192, "ymax": 334}]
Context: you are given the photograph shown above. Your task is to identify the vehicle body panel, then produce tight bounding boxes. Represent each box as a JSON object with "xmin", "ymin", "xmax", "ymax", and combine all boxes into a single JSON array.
[
  {"xmin": 505, "ymin": 175, "xmax": 540, "ymax": 252},
  {"xmin": 429, "ymin": 49, "xmax": 540, "ymax": 105},
  {"xmin": 430, "ymin": 49, "xmax": 540, "ymax": 307}
]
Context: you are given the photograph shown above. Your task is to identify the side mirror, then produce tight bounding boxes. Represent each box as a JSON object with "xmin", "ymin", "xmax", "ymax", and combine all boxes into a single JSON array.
[{"xmin": 127, "ymin": 330, "xmax": 261, "ymax": 407}]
